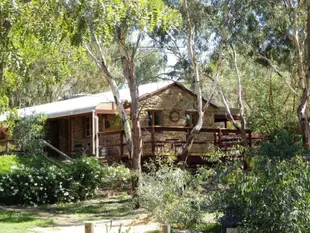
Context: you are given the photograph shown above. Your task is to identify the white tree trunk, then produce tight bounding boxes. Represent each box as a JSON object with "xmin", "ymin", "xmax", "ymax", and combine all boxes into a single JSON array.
[
  {"xmin": 231, "ymin": 44, "xmax": 247, "ymax": 146},
  {"xmin": 83, "ymin": 30, "xmax": 134, "ymax": 158}
]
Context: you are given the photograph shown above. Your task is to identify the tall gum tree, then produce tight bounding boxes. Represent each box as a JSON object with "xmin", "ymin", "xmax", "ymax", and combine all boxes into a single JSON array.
[
  {"xmin": 215, "ymin": 0, "xmax": 309, "ymax": 147},
  {"xmin": 43, "ymin": 0, "xmax": 180, "ymax": 175},
  {"xmin": 178, "ymin": 0, "xmax": 227, "ymax": 165}
]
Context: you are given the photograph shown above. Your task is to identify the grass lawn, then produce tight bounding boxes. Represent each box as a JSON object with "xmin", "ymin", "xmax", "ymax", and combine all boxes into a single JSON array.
[
  {"xmin": 0, "ymin": 193, "xmax": 145, "ymax": 233},
  {"xmin": 0, "ymin": 194, "xmax": 220, "ymax": 233},
  {"xmin": 0, "ymin": 211, "xmax": 54, "ymax": 233}
]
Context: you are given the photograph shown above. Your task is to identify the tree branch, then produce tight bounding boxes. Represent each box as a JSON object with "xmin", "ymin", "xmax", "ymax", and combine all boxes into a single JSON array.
[{"xmin": 131, "ymin": 31, "xmax": 142, "ymax": 60}]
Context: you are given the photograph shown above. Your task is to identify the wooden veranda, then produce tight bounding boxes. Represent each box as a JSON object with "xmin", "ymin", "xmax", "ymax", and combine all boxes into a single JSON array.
[{"xmin": 97, "ymin": 127, "xmax": 263, "ymax": 158}]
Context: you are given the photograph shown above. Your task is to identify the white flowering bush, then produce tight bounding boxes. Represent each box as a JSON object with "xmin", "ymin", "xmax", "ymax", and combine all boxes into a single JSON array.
[
  {"xmin": 0, "ymin": 156, "xmax": 102, "ymax": 205},
  {"xmin": 100, "ymin": 164, "xmax": 132, "ymax": 190}
]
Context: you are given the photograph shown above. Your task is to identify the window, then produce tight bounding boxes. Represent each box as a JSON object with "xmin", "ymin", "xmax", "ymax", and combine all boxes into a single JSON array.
[
  {"xmin": 148, "ymin": 111, "xmax": 161, "ymax": 126},
  {"xmin": 185, "ymin": 112, "xmax": 198, "ymax": 127},
  {"xmin": 102, "ymin": 115, "xmax": 110, "ymax": 131},
  {"xmin": 84, "ymin": 116, "xmax": 92, "ymax": 137}
]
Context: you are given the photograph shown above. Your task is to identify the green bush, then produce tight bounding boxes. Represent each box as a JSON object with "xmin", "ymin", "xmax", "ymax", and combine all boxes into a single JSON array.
[
  {"xmin": 13, "ymin": 114, "xmax": 47, "ymax": 156},
  {"xmin": 139, "ymin": 164, "xmax": 205, "ymax": 229},
  {"xmin": 0, "ymin": 154, "xmax": 19, "ymax": 173},
  {"xmin": 0, "ymin": 154, "xmax": 46, "ymax": 174},
  {"xmin": 210, "ymin": 155, "xmax": 310, "ymax": 232},
  {"xmin": 0, "ymin": 156, "xmax": 102, "ymax": 205},
  {"xmin": 100, "ymin": 164, "xmax": 132, "ymax": 190},
  {"xmin": 252, "ymin": 129, "xmax": 305, "ymax": 160}
]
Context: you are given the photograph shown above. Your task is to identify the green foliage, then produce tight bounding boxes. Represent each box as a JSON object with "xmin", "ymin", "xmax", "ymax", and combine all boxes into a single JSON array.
[
  {"xmin": 210, "ymin": 155, "xmax": 310, "ymax": 232},
  {"xmin": 0, "ymin": 156, "xmax": 102, "ymax": 205},
  {"xmin": 101, "ymin": 164, "xmax": 132, "ymax": 190},
  {"xmin": 13, "ymin": 114, "xmax": 47, "ymax": 155},
  {"xmin": 0, "ymin": 154, "xmax": 46, "ymax": 174},
  {"xmin": 135, "ymin": 50, "xmax": 165, "ymax": 85},
  {"xmin": 194, "ymin": 166, "xmax": 216, "ymax": 183},
  {"xmin": 0, "ymin": 155, "xmax": 19, "ymax": 174},
  {"xmin": 60, "ymin": 0, "xmax": 181, "ymax": 46},
  {"xmin": 139, "ymin": 162, "xmax": 205, "ymax": 228},
  {"xmin": 252, "ymin": 129, "xmax": 304, "ymax": 160}
]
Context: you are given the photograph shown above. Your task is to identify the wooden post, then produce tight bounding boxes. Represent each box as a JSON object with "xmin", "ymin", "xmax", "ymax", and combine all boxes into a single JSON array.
[
  {"xmin": 218, "ymin": 128, "xmax": 222, "ymax": 149},
  {"xmin": 84, "ymin": 222, "xmax": 95, "ymax": 233},
  {"xmin": 95, "ymin": 116, "xmax": 99, "ymax": 157},
  {"xmin": 68, "ymin": 117, "xmax": 72, "ymax": 155},
  {"xmin": 92, "ymin": 111, "xmax": 96, "ymax": 155},
  {"xmin": 151, "ymin": 126, "xmax": 155, "ymax": 155},
  {"xmin": 162, "ymin": 224, "xmax": 170, "ymax": 233},
  {"xmin": 120, "ymin": 130, "xmax": 124, "ymax": 156},
  {"xmin": 226, "ymin": 228, "xmax": 238, "ymax": 233},
  {"xmin": 248, "ymin": 131, "xmax": 252, "ymax": 148},
  {"xmin": 214, "ymin": 132, "xmax": 217, "ymax": 147},
  {"xmin": 5, "ymin": 140, "xmax": 9, "ymax": 154}
]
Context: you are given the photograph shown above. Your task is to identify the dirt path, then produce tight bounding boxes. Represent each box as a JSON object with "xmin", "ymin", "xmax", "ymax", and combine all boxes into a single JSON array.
[
  {"xmin": 33, "ymin": 218, "xmax": 160, "ymax": 233},
  {"xmin": 0, "ymin": 195, "xmax": 161, "ymax": 233},
  {"xmin": 1, "ymin": 205, "xmax": 160, "ymax": 233}
]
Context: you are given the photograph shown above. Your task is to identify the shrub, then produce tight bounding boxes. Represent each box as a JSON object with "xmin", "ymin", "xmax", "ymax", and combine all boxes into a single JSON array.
[
  {"xmin": 252, "ymin": 129, "xmax": 305, "ymax": 160},
  {"xmin": 0, "ymin": 154, "xmax": 20, "ymax": 174},
  {"xmin": 13, "ymin": 114, "xmax": 47, "ymax": 155},
  {"xmin": 100, "ymin": 164, "xmax": 132, "ymax": 190},
  {"xmin": 139, "ymin": 164, "xmax": 205, "ymax": 229},
  {"xmin": 210, "ymin": 155, "xmax": 310, "ymax": 232},
  {"xmin": 0, "ymin": 154, "xmax": 46, "ymax": 174},
  {"xmin": 0, "ymin": 156, "xmax": 102, "ymax": 205}
]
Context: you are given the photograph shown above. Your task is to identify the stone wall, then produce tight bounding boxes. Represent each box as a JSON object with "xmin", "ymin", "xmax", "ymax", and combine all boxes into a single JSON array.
[
  {"xmin": 138, "ymin": 85, "xmax": 218, "ymax": 155},
  {"xmin": 98, "ymin": 85, "xmax": 219, "ymax": 156},
  {"xmin": 139, "ymin": 85, "xmax": 217, "ymax": 127}
]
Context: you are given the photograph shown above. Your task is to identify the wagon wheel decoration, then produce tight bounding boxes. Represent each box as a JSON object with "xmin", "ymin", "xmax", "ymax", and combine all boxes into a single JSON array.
[{"xmin": 170, "ymin": 110, "xmax": 180, "ymax": 122}]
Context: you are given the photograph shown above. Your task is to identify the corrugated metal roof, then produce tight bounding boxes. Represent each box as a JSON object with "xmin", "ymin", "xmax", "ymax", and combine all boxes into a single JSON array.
[
  {"xmin": 0, "ymin": 81, "xmax": 173, "ymax": 120},
  {"xmin": 0, "ymin": 81, "xmax": 219, "ymax": 121}
]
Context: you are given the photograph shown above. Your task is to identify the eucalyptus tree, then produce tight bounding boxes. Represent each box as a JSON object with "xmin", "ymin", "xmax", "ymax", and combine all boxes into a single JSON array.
[
  {"xmin": 1, "ymin": 1, "xmax": 100, "ymax": 109},
  {"xmin": 0, "ymin": 0, "xmax": 21, "ymax": 112},
  {"xmin": 177, "ymin": 0, "xmax": 224, "ymax": 165},
  {"xmin": 38, "ymin": 0, "xmax": 180, "ymax": 175},
  {"xmin": 215, "ymin": 0, "xmax": 310, "ymax": 147}
]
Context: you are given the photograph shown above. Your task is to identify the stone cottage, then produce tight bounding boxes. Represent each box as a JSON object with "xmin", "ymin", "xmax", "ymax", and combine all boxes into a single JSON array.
[{"xmin": 0, "ymin": 81, "xmax": 247, "ymax": 159}]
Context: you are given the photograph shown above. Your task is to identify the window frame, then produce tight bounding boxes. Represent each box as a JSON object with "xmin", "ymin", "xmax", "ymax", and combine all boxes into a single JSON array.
[
  {"xmin": 147, "ymin": 110, "xmax": 161, "ymax": 126},
  {"xmin": 84, "ymin": 116, "xmax": 92, "ymax": 137},
  {"xmin": 101, "ymin": 115, "xmax": 110, "ymax": 132},
  {"xmin": 185, "ymin": 111, "xmax": 199, "ymax": 127}
]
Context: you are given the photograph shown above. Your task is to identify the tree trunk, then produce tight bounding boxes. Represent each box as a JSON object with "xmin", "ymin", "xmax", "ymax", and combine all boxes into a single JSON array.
[
  {"xmin": 179, "ymin": 0, "xmax": 203, "ymax": 166},
  {"xmin": 297, "ymin": 0, "xmax": 310, "ymax": 149},
  {"xmin": 179, "ymin": 1, "xmax": 223, "ymax": 166},
  {"xmin": 0, "ymin": 62, "xmax": 3, "ymax": 84},
  {"xmin": 231, "ymin": 44, "xmax": 247, "ymax": 146},
  {"xmin": 297, "ymin": 89, "xmax": 310, "ymax": 148},
  {"xmin": 219, "ymin": 86, "xmax": 240, "ymax": 131},
  {"xmin": 117, "ymin": 27, "xmax": 142, "ymax": 173},
  {"xmin": 116, "ymin": 27, "xmax": 142, "ymax": 207},
  {"xmin": 83, "ymin": 28, "xmax": 134, "ymax": 158},
  {"xmin": 126, "ymin": 64, "xmax": 142, "ymax": 174}
]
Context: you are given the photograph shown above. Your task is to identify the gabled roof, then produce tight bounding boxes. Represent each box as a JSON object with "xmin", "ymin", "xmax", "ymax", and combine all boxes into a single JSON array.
[
  {"xmin": 0, "ymin": 81, "xmax": 218, "ymax": 121},
  {"xmin": 138, "ymin": 82, "xmax": 218, "ymax": 108}
]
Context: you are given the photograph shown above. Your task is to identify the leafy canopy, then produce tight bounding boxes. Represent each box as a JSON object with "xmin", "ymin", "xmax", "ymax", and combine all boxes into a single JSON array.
[{"xmin": 58, "ymin": 0, "xmax": 181, "ymax": 46}]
